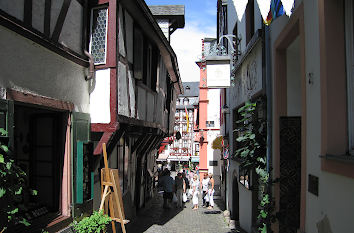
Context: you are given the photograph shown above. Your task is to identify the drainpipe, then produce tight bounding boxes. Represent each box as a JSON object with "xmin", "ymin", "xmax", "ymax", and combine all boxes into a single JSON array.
[
  {"xmin": 84, "ymin": 50, "xmax": 95, "ymax": 81},
  {"xmin": 265, "ymin": 25, "xmax": 273, "ymax": 183}
]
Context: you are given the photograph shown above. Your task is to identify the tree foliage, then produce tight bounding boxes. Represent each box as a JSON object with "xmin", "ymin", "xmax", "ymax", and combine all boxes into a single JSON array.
[
  {"xmin": 233, "ymin": 100, "xmax": 275, "ymax": 232},
  {"xmin": 0, "ymin": 129, "xmax": 36, "ymax": 232}
]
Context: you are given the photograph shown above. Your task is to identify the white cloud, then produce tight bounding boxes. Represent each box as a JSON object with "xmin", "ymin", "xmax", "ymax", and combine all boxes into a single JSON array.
[{"xmin": 171, "ymin": 24, "xmax": 215, "ymax": 82}]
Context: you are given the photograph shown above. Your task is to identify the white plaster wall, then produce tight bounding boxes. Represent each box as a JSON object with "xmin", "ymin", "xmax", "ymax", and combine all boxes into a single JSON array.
[
  {"xmin": 50, "ymin": 0, "xmax": 64, "ymax": 36},
  {"xmin": 90, "ymin": 69, "xmax": 111, "ymax": 123},
  {"xmin": 229, "ymin": 42, "xmax": 263, "ymax": 109},
  {"xmin": 207, "ymin": 88, "xmax": 221, "ymax": 129},
  {"xmin": 270, "ymin": 1, "xmax": 354, "ymax": 232},
  {"xmin": 239, "ymin": 182, "xmax": 253, "ymax": 232},
  {"xmin": 0, "ymin": 26, "xmax": 90, "ymax": 113},
  {"xmin": 32, "ymin": 0, "xmax": 45, "ymax": 33},
  {"xmin": 59, "ymin": 0, "xmax": 83, "ymax": 55},
  {"xmin": 125, "ymin": 10, "xmax": 134, "ymax": 64},
  {"xmin": 118, "ymin": 62, "xmax": 129, "ymax": 116},
  {"xmin": 286, "ymin": 37, "xmax": 301, "ymax": 116},
  {"xmin": 226, "ymin": 161, "xmax": 253, "ymax": 232},
  {"xmin": 146, "ymin": 92, "xmax": 155, "ymax": 122},
  {"xmin": 0, "ymin": 0, "xmax": 24, "ymax": 21},
  {"xmin": 137, "ymin": 86, "xmax": 146, "ymax": 121},
  {"xmin": 118, "ymin": 5, "xmax": 126, "ymax": 58},
  {"xmin": 128, "ymin": 70, "xmax": 136, "ymax": 117}
]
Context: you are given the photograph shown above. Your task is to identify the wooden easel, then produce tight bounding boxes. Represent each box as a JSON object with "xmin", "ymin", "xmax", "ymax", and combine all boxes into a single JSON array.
[{"xmin": 99, "ymin": 143, "xmax": 129, "ymax": 233}]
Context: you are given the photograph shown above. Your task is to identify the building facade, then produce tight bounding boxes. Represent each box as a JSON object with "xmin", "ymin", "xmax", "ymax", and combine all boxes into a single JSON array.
[
  {"xmin": 217, "ymin": 0, "xmax": 354, "ymax": 232},
  {"xmin": 88, "ymin": 0, "xmax": 184, "ymax": 220},
  {"xmin": 158, "ymin": 82, "xmax": 200, "ymax": 166},
  {"xmin": 195, "ymin": 38, "xmax": 223, "ymax": 196},
  {"xmin": 0, "ymin": 0, "xmax": 91, "ymax": 231}
]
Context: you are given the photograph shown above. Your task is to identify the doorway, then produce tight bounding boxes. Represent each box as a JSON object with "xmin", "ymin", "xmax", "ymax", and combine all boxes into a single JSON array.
[
  {"xmin": 231, "ymin": 172, "xmax": 239, "ymax": 221},
  {"xmin": 14, "ymin": 104, "xmax": 66, "ymax": 215}
]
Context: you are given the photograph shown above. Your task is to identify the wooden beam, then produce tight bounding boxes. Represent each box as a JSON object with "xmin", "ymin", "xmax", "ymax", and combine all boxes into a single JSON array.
[
  {"xmin": 137, "ymin": 134, "xmax": 156, "ymax": 154},
  {"xmin": 44, "ymin": 0, "xmax": 51, "ymax": 37},
  {"xmin": 0, "ymin": 9, "xmax": 89, "ymax": 66},
  {"xmin": 131, "ymin": 134, "xmax": 147, "ymax": 153},
  {"xmin": 24, "ymin": 0, "xmax": 32, "ymax": 26},
  {"xmin": 51, "ymin": 0, "xmax": 72, "ymax": 42}
]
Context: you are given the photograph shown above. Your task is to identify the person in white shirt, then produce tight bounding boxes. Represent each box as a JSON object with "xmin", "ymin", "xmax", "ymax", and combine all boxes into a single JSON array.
[
  {"xmin": 201, "ymin": 173, "xmax": 210, "ymax": 207},
  {"xmin": 207, "ymin": 173, "xmax": 215, "ymax": 209},
  {"xmin": 191, "ymin": 175, "xmax": 199, "ymax": 210}
]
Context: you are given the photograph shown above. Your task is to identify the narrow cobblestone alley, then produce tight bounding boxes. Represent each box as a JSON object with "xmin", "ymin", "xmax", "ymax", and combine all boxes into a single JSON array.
[{"xmin": 125, "ymin": 193, "xmax": 232, "ymax": 233}]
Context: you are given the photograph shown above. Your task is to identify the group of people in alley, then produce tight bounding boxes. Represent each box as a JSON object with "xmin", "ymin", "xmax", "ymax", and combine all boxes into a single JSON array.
[{"xmin": 157, "ymin": 168, "xmax": 215, "ymax": 210}]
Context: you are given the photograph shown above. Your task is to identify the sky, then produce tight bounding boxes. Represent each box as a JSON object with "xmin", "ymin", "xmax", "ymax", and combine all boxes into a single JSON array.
[{"xmin": 145, "ymin": 0, "xmax": 217, "ymax": 82}]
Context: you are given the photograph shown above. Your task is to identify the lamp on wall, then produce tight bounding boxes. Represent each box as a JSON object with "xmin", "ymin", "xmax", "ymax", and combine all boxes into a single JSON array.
[{"xmin": 221, "ymin": 104, "xmax": 230, "ymax": 114}]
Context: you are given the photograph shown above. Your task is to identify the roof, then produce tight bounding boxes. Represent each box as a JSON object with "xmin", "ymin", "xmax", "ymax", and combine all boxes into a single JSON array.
[
  {"xmin": 179, "ymin": 82, "xmax": 199, "ymax": 97},
  {"xmin": 148, "ymin": 5, "xmax": 184, "ymax": 15},
  {"xmin": 148, "ymin": 5, "xmax": 185, "ymax": 33}
]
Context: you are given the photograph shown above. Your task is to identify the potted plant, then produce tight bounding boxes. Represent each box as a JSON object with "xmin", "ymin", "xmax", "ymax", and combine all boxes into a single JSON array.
[{"xmin": 71, "ymin": 211, "xmax": 111, "ymax": 233}]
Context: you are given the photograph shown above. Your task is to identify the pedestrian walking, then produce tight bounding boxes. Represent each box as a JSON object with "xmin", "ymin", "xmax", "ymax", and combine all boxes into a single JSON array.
[
  {"xmin": 158, "ymin": 168, "xmax": 175, "ymax": 209},
  {"xmin": 191, "ymin": 175, "xmax": 199, "ymax": 210},
  {"xmin": 174, "ymin": 172, "xmax": 186, "ymax": 208},
  {"xmin": 201, "ymin": 173, "xmax": 210, "ymax": 207},
  {"xmin": 182, "ymin": 172, "xmax": 189, "ymax": 199},
  {"xmin": 207, "ymin": 173, "xmax": 215, "ymax": 209}
]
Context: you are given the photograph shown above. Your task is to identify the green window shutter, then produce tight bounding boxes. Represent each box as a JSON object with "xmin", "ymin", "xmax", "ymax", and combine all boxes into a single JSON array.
[
  {"xmin": 76, "ymin": 141, "xmax": 84, "ymax": 204},
  {"xmin": 71, "ymin": 112, "xmax": 90, "ymax": 207},
  {"xmin": 0, "ymin": 99, "xmax": 14, "ymax": 151}
]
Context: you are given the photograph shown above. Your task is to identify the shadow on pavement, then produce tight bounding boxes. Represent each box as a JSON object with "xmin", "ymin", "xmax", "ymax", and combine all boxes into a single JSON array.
[{"xmin": 114, "ymin": 193, "xmax": 183, "ymax": 233}]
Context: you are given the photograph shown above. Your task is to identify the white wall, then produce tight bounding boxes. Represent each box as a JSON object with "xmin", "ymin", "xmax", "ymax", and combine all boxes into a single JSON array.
[
  {"xmin": 270, "ymin": 1, "xmax": 354, "ymax": 232},
  {"xmin": 286, "ymin": 37, "xmax": 301, "ymax": 116},
  {"xmin": 90, "ymin": 69, "xmax": 111, "ymax": 123},
  {"xmin": 0, "ymin": 26, "xmax": 90, "ymax": 113}
]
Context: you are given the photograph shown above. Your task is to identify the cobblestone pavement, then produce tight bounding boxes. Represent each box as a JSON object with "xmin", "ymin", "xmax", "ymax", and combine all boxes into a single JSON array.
[{"xmin": 125, "ymin": 192, "xmax": 233, "ymax": 233}]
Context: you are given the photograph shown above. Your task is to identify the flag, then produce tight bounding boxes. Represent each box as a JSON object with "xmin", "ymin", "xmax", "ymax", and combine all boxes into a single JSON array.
[
  {"xmin": 232, "ymin": 0, "xmax": 249, "ymax": 22},
  {"xmin": 256, "ymin": 0, "xmax": 271, "ymax": 24},
  {"xmin": 281, "ymin": 0, "xmax": 294, "ymax": 17},
  {"xmin": 265, "ymin": 0, "xmax": 286, "ymax": 25},
  {"xmin": 185, "ymin": 107, "xmax": 189, "ymax": 133}
]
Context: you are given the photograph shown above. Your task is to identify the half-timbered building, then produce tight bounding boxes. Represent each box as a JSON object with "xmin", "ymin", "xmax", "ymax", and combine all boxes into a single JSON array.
[
  {"xmin": 88, "ymin": 0, "xmax": 184, "ymax": 219},
  {"xmin": 0, "ymin": 0, "xmax": 92, "ymax": 231}
]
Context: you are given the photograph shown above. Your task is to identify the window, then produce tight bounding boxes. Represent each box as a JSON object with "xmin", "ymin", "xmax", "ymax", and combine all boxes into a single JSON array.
[
  {"xmin": 345, "ymin": 0, "xmax": 354, "ymax": 154},
  {"xmin": 134, "ymin": 27, "xmax": 144, "ymax": 80},
  {"xmin": 143, "ymin": 42, "xmax": 158, "ymax": 91},
  {"xmin": 206, "ymin": 120, "xmax": 215, "ymax": 127},
  {"xmin": 209, "ymin": 160, "xmax": 218, "ymax": 166},
  {"xmin": 233, "ymin": 23, "xmax": 240, "ymax": 61},
  {"xmin": 90, "ymin": 7, "xmax": 108, "ymax": 64}
]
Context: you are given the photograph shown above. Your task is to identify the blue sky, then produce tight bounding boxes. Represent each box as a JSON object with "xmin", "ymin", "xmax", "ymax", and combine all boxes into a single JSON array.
[{"xmin": 145, "ymin": 0, "xmax": 217, "ymax": 81}]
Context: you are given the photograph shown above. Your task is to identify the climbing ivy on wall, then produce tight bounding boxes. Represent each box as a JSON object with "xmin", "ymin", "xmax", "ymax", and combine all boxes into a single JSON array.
[{"xmin": 233, "ymin": 100, "xmax": 274, "ymax": 233}]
